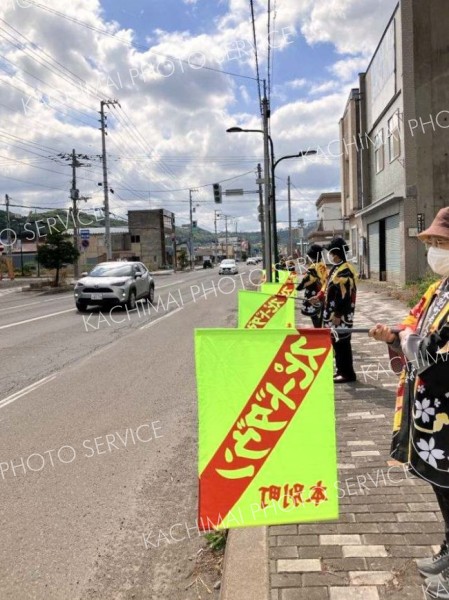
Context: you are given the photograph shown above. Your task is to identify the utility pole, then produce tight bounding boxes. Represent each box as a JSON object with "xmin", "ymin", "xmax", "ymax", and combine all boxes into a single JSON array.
[
  {"xmin": 262, "ymin": 83, "xmax": 272, "ymax": 282},
  {"xmin": 58, "ymin": 150, "xmax": 90, "ymax": 278},
  {"xmin": 287, "ymin": 175, "xmax": 292, "ymax": 256},
  {"xmin": 189, "ymin": 189, "xmax": 193, "ymax": 270},
  {"xmin": 100, "ymin": 99, "xmax": 120, "ymax": 260},
  {"xmin": 71, "ymin": 149, "xmax": 80, "ymax": 278},
  {"xmin": 189, "ymin": 189, "xmax": 198, "ymax": 270},
  {"xmin": 5, "ymin": 194, "xmax": 11, "ymax": 256},
  {"xmin": 225, "ymin": 215, "xmax": 229, "ymax": 258},
  {"xmin": 257, "ymin": 163, "xmax": 265, "ymax": 262},
  {"xmin": 214, "ymin": 210, "xmax": 220, "ymax": 263}
]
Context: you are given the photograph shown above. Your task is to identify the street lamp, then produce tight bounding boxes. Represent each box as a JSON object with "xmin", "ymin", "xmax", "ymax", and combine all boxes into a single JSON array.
[
  {"xmin": 271, "ymin": 150, "xmax": 316, "ymax": 274},
  {"xmin": 227, "ymin": 127, "xmax": 273, "ymax": 278},
  {"xmin": 227, "ymin": 126, "xmax": 316, "ymax": 279}
]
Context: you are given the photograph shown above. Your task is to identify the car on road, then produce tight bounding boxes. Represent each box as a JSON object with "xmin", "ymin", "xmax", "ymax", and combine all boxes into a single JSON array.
[
  {"xmin": 74, "ymin": 261, "xmax": 155, "ymax": 312},
  {"xmin": 246, "ymin": 257, "xmax": 257, "ymax": 265},
  {"xmin": 218, "ymin": 259, "xmax": 238, "ymax": 275},
  {"xmin": 203, "ymin": 258, "xmax": 213, "ymax": 269}
]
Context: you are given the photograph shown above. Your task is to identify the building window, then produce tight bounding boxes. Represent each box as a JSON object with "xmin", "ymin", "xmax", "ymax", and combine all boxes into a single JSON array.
[
  {"xmin": 374, "ymin": 129, "xmax": 384, "ymax": 173},
  {"xmin": 388, "ymin": 112, "xmax": 401, "ymax": 162},
  {"xmin": 131, "ymin": 235, "xmax": 140, "ymax": 243}
]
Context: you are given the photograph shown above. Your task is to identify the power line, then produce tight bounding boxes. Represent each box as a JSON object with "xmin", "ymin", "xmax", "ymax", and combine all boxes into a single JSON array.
[
  {"xmin": 20, "ymin": 0, "xmax": 258, "ymax": 83},
  {"xmin": 269, "ymin": 0, "xmax": 277, "ymax": 103},
  {"xmin": 267, "ymin": 0, "xmax": 272, "ymax": 101},
  {"xmin": 249, "ymin": 0, "xmax": 263, "ymax": 113}
]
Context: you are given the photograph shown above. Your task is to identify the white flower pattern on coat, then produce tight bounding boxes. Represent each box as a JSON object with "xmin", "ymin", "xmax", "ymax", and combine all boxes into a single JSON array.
[
  {"xmin": 414, "ymin": 399, "xmax": 435, "ymax": 424},
  {"xmin": 417, "ymin": 438, "xmax": 445, "ymax": 468}
]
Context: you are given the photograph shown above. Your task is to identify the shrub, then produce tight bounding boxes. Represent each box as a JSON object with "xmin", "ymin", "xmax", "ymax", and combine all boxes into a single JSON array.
[{"xmin": 405, "ymin": 273, "xmax": 440, "ymax": 307}]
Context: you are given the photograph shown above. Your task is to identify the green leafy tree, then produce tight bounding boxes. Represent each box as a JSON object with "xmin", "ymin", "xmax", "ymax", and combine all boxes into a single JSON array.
[
  {"xmin": 37, "ymin": 229, "xmax": 79, "ymax": 286},
  {"xmin": 178, "ymin": 248, "xmax": 189, "ymax": 270}
]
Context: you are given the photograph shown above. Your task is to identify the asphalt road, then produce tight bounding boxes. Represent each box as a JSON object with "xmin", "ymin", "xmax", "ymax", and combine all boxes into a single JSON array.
[{"xmin": 0, "ymin": 267, "xmax": 260, "ymax": 600}]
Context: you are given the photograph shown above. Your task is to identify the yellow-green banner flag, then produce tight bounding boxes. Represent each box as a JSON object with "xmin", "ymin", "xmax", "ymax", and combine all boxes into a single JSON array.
[
  {"xmin": 260, "ymin": 282, "xmax": 298, "ymax": 299},
  {"xmin": 260, "ymin": 270, "xmax": 298, "ymax": 285},
  {"xmin": 195, "ymin": 328, "xmax": 337, "ymax": 529},
  {"xmin": 238, "ymin": 290, "xmax": 295, "ymax": 329}
]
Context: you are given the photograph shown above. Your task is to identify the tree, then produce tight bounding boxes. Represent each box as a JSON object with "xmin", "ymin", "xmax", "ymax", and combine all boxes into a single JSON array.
[
  {"xmin": 178, "ymin": 248, "xmax": 189, "ymax": 270},
  {"xmin": 37, "ymin": 229, "xmax": 79, "ymax": 286}
]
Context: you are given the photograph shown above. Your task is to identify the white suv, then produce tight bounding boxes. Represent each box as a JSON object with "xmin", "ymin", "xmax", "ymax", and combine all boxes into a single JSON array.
[{"xmin": 74, "ymin": 261, "xmax": 155, "ymax": 312}]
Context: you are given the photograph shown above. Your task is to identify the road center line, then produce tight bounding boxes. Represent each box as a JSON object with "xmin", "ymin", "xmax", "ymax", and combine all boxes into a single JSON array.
[
  {"xmin": 156, "ymin": 280, "xmax": 185, "ymax": 289},
  {"xmin": 0, "ymin": 294, "xmax": 73, "ymax": 313},
  {"xmin": 0, "ymin": 375, "xmax": 58, "ymax": 410},
  {"xmin": 140, "ymin": 306, "xmax": 184, "ymax": 329},
  {"xmin": 0, "ymin": 308, "xmax": 75, "ymax": 330}
]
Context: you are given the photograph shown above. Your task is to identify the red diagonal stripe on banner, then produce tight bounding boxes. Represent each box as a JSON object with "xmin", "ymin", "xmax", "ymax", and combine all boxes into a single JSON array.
[
  {"xmin": 198, "ymin": 329, "xmax": 331, "ymax": 529},
  {"xmin": 245, "ymin": 282, "xmax": 295, "ymax": 329}
]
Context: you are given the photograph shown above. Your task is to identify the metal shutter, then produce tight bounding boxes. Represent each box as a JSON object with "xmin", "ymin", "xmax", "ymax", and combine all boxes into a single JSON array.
[
  {"xmin": 368, "ymin": 222, "xmax": 380, "ymax": 280},
  {"xmin": 385, "ymin": 213, "xmax": 401, "ymax": 283}
]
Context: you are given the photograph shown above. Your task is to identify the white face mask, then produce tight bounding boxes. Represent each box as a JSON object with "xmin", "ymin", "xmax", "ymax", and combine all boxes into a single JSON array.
[
  {"xmin": 329, "ymin": 253, "xmax": 343, "ymax": 265},
  {"xmin": 427, "ymin": 246, "xmax": 449, "ymax": 276}
]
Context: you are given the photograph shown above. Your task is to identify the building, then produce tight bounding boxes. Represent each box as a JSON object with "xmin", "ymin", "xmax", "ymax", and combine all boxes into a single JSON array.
[
  {"xmin": 67, "ymin": 226, "xmax": 131, "ymax": 270},
  {"xmin": 128, "ymin": 209, "xmax": 175, "ymax": 270},
  {"xmin": 340, "ymin": 0, "xmax": 449, "ymax": 284},
  {"xmin": 307, "ymin": 192, "xmax": 346, "ymax": 246}
]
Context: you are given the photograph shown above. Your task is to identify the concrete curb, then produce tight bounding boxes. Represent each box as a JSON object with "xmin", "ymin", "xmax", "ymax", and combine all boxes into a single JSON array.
[{"xmin": 220, "ymin": 527, "xmax": 270, "ymax": 600}]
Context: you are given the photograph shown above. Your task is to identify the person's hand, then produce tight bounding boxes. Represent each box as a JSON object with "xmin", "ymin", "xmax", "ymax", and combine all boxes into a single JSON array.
[
  {"xmin": 331, "ymin": 315, "xmax": 341, "ymax": 326},
  {"xmin": 369, "ymin": 323, "xmax": 396, "ymax": 343},
  {"xmin": 309, "ymin": 295, "xmax": 320, "ymax": 306},
  {"xmin": 398, "ymin": 327, "xmax": 414, "ymax": 343}
]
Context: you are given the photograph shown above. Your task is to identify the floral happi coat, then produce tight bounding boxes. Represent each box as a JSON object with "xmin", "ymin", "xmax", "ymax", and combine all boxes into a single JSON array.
[
  {"xmin": 297, "ymin": 261, "xmax": 327, "ymax": 319},
  {"xmin": 321, "ymin": 262, "xmax": 357, "ymax": 329},
  {"xmin": 389, "ymin": 277, "xmax": 449, "ymax": 486}
]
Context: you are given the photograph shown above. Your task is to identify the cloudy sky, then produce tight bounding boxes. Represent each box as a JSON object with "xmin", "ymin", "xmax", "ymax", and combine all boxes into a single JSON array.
[{"xmin": 0, "ymin": 0, "xmax": 398, "ymax": 234}]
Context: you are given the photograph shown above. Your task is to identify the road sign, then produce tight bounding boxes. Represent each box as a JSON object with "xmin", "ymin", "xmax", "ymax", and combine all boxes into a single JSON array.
[
  {"xmin": 81, "ymin": 239, "xmax": 89, "ymax": 248},
  {"xmin": 417, "ymin": 213, "xmax": 425, "ymax": 233},
  {"xmin": 225, "ymin": 188, "xmax": 244, "ymax": 196},
  {"xmin": 80, "ymin": 229, "xmax": 90, "ymax": 240}
]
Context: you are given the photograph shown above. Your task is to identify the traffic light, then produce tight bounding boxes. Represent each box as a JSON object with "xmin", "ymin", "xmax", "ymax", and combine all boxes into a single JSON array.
[
  {"xmin": 213, "ymin": 183, "xmax": 222, "ymax": 204},
  {"xmin": 192, "ymin": 220, "xmax": 197, "ymax": 228},
  {"xmin": 258, "ymin": 204, "xmax": 264, "ymax": 223}
]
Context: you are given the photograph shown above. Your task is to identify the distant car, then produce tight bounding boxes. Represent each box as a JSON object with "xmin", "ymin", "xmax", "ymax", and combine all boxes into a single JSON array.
[
  {"xmin": 203, "ymin": 259, "xmax": 213, "ymax": 269},
  {"xmin": 219, "ymin": 259, "xmax": 238, "ymax": 275},
  {"xmin": 246, "ymin": 257, "xmax": 257, "ymax": 265},
  {"xmin": 74, "ymin": 261, "xmax": 155, "ymax": 312}
]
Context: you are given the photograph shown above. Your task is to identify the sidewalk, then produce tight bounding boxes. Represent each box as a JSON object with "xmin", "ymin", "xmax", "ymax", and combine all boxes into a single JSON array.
[{"xmin": 222, "ymin": 284, "xmax": 442, "ymax": 600}]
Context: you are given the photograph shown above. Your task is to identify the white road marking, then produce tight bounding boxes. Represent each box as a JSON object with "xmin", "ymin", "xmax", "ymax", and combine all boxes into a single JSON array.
[
  {"xmin": 0, "ymin": 374, "xmax": 57, "ymax": 410},
  {"xmin": 0, "ymin": 288, "xmax": 21, "ymax": 297},
  {"xmin": 0, "ymin": 308, "xmax": 74, "ymax": 330},
  {"xmin": 0, "ymin": 295, "xmax": 73, "ymax": 313},
  {"xmin": 156, "ymin": 280, "xmax": 185, "ymax": 289},
  {"xmin": 140, "ymin": 306, "xmax": 184, "ymax": 330}
]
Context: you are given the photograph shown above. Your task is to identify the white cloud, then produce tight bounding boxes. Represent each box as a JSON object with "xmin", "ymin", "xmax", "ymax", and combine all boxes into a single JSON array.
[
  {"xmin": 287, "ymin": 78, "xmax": 308, "ymax": 89},
  {"xmin": 0, "ymin": 0, "xmax": 399, "ymax": 233},
  {"xmin": 300, "ymin": 0, "xmax": 398, "ymax": 55},
  {"xmin": 330, "ymin": 56, "xmax": 367, "ymax": 82}
]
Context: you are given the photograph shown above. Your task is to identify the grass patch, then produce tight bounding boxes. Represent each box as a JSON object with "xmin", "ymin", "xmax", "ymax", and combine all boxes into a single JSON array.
[
  {"xmin": 405, "ymin": 274, "xmax": 440, "ymax": 307},
  {"xmin": 204, "ymin": 530, "xmax": 228, "ymax": 551}
]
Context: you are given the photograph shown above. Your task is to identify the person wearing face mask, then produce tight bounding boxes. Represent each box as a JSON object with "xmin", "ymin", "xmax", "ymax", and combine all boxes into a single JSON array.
[
  {"xmin": 310, "ymin": 237, "xmax": 357, "ymax": 383},
  {"xmin": 369, "ymin": 207, "xmax": 449, "ymax": 599},
  {"xmin": 296, "ymin": 244, "xmax": 327, "ymax": 328}
]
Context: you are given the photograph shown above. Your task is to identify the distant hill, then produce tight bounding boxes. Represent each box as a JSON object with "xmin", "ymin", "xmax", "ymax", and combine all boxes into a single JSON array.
[{"xmin": 0, "ymin": 209, "xmax": 126, "ymax": 232}]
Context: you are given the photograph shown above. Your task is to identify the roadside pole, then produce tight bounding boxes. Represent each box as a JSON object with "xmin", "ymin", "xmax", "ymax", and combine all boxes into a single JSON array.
[{"xmin": 262, "ymin": 90, "xmax": 272, "ymax": 282}]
